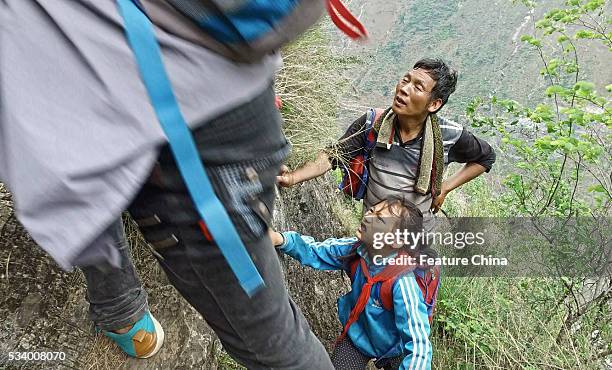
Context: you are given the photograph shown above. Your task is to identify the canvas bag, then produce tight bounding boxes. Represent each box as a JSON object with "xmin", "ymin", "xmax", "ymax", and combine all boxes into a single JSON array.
[{"xmin": 137, "ymin": 0, "xmax": 367, "ymax": 63}]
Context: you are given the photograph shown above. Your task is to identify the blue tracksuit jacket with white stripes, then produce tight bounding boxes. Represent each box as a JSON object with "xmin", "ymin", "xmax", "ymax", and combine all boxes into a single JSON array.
[{"xmin": 279, "ymin": 231, "xmax": 432, "ymax": 370}]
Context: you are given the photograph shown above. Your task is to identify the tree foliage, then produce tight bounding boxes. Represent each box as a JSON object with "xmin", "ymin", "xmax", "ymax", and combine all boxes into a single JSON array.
[
  {"xmin": 468, "ymin": 0, "xmax": 611, "ymax": 217},
  {"xmin": 458, "ymin": 1, "xmax": 611, "ymax": 366}
]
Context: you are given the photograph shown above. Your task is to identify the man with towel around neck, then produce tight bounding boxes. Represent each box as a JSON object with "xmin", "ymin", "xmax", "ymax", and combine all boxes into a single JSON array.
[{"xmin": 277, "ymin": 58, "xmax": 496, "ymax": 230}]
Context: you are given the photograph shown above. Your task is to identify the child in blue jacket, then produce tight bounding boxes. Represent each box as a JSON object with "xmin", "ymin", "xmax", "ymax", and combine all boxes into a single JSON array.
[{"xmin": 269, "ymin": 196, "xmax": 439, "ymax": 370}]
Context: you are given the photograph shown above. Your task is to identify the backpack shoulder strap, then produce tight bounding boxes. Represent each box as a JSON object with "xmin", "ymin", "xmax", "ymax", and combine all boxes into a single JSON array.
[
  {"xmin": 364, "ymin": 108, "xmax": 377, "ymax": 134},
  {"xmin": 364, "ymin": 108, "xmax": 386, "ymax": 151},
  {"xmin": 379, "ymin": 269, "xmax": 412, "ymax": 311},
  {"xmin": 376, "ymin": 256, "xmax": 416, "ymax": 311},
  {"xmin": 372, "ymin": 108, "xmax": 386, "ymax": 132},
  {"xmin": 117, "ymin": 0, "xmax": 263, "ymax": 296},
  {"xmin": 348, "ymin": 255, "xmax": 360, "ymax": 282}
]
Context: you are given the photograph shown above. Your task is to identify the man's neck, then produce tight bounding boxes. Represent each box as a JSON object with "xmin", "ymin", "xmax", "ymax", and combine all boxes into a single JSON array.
[{"xmin": 396, "ymin": 113, "xmax": 429, "ymax": 142}]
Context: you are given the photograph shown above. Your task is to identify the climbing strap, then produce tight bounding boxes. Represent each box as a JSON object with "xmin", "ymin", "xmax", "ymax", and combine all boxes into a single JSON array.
[
  {"xmin": 116, "ymin": 0, "xmax": 264, "ymax": 296},
  {"xmin": 326, "ymin": 0, "xmax": 368, "ymax": 40}
]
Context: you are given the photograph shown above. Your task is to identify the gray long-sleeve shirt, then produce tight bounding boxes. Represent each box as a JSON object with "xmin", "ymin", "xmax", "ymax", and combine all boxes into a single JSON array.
[{"xmin": 0, "ymin": 0, "xmax": 279, "ymax": 269}]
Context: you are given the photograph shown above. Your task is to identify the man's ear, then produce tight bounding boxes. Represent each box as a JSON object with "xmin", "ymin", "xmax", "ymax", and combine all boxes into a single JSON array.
[{"xmin": 428, "ymin": 98, "xmax": 443, "ymax": 113}]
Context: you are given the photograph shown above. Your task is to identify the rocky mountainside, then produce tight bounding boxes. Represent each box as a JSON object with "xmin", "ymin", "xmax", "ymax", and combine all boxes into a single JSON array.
[{"xmin": 0, "ymin": 176, "xmax": 351, "ymax": 369}]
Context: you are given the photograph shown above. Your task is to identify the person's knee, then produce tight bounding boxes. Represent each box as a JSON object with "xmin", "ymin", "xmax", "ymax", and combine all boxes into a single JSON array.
[{"xmin": 218, "ymin": 298, "xmax": 331, "ymax": 369}]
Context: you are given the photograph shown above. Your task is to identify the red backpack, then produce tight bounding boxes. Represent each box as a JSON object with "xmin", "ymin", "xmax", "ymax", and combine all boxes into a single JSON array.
[
  {"xmin": 338, "ymin": 108, "xmax": 386, "ymax": 199},
  {"xmin": 337, "ymin": 108, "xmax": 442, "ymax": 200},
  {"xmin": 338, "ymin": 252, "xmax": 440, "ymax": 341}
]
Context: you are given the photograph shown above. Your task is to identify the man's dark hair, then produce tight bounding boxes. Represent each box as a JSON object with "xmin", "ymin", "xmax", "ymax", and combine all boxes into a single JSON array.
[{"xmin": 413, "ymin": 58, "xmax": 458, "ymax": 111}]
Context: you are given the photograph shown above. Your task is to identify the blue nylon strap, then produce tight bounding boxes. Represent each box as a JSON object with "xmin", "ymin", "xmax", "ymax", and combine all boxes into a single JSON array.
[
  {"xmin": 194, "ymin": 0, "xmax": 300, "ymax": 42},
  {"xmin": 116, "ymin": 0, "xmax": 265, "ymax": 296}
]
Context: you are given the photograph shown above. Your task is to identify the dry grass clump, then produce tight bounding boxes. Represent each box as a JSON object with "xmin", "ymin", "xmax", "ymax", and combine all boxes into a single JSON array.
[{"xmin": 275, "ymin": 26, "xmax": 358, "ymax": 168}]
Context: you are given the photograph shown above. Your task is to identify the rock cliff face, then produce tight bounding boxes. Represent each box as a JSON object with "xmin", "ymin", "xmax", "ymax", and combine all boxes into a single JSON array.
[
  {"xmin": 0, "ymin": 177, "xmax": 350, "ymax": 369},
  {"xmin": 274, "ymin": 177, "xmax": 353, "ymax": 350}
]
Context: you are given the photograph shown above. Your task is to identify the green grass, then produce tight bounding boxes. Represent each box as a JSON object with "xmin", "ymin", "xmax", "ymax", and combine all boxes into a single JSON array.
[
  {"xmin": 276, "ymin": 25, "xmax": 364, "ymax": 235},
  {"xmin": 276, "ymin": 9, "xmax": 611, "ymax": 369},
  {"xmin": 433, "ymin": 276, "xmax": 609, "ymax": 369},
  {"xmin": 217, "ymin": 352, "xmax": 245, "ymax": 370},
  {"xmin": 275, "ymin": 26, "xmax": 358, "ymax": 168},
  {"xmin": 434, "ymin": 166, "xmax": 611, "ymax": 369}
]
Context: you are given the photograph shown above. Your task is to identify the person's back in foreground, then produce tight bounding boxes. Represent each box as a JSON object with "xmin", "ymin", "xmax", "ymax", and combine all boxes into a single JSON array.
[
  {"xmin": 0, "ymin": 0, "xmax": 337, "ymax": 367},
  {"xmin": 270, "ymin": 196, "xmax": 438, "ymax": 370}
]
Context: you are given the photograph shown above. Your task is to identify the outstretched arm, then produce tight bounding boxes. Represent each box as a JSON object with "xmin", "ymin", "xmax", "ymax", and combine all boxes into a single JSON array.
[
  {"xmin": 276, "ymin": 113, "xmax": 369, "ymax": 187},
  {"xmin": 276, "ymin": 152, "xmax": 332, "ymax": 187},
  {"xmin": 270, "ymin": 230, "xmax": 357, "ymax": 271}
]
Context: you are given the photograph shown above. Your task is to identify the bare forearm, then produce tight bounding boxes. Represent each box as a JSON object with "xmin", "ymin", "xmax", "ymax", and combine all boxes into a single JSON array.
[
  {"xmin": 291, "ymin": 152, "xmax": 332, "ymax": 184},
  {"xmin": 442, "ymin": 162, "xmax": 487, "ymax": 194}
]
